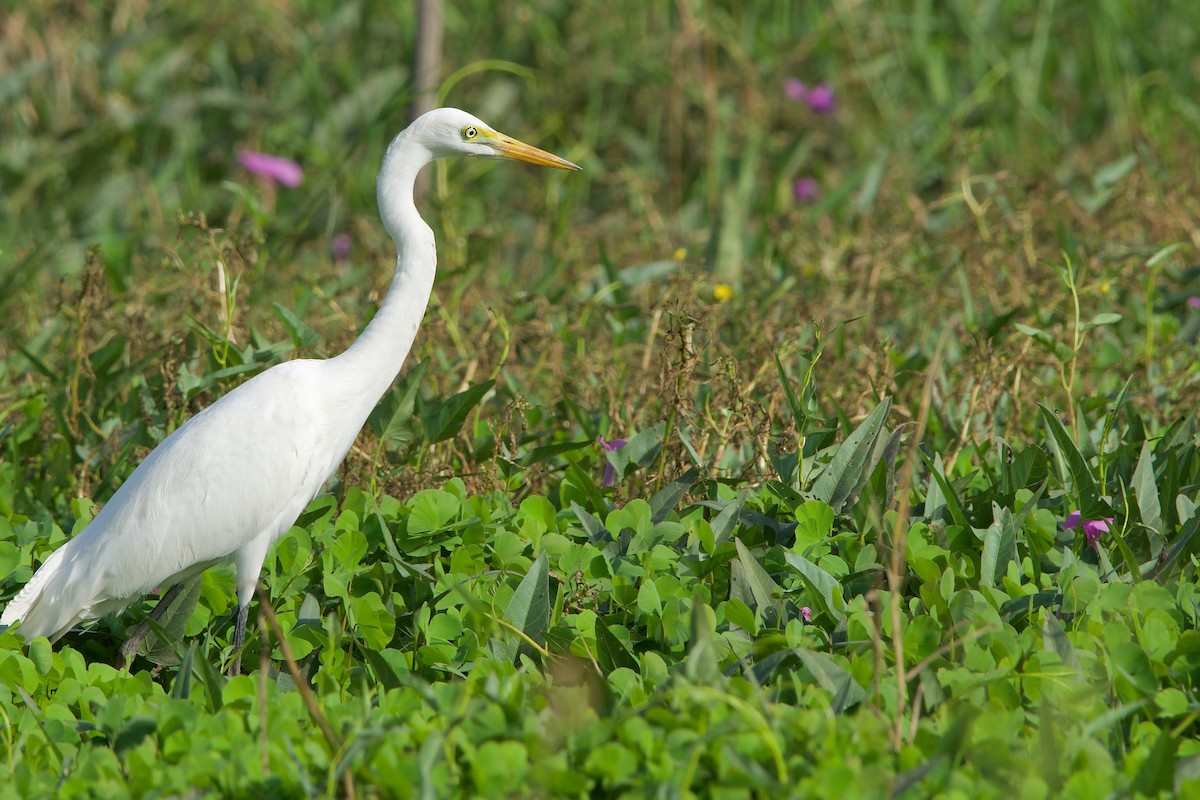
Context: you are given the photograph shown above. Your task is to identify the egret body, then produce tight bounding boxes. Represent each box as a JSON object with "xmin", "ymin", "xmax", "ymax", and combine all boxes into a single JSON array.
[{"xmin": 0, "ymin": 109, "xmax": 579, "ymax": 673}]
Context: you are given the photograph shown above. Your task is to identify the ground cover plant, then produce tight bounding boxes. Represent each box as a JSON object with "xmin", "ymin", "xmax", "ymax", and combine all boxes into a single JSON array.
[{"xmin": 3, "ymin": 0, "xmax": 1200, "ymax": 796}]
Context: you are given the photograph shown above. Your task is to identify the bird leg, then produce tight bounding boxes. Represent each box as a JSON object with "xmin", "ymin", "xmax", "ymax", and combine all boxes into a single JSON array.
[
  {"xmin": 227, "ymin": 602, "xmax": 250, "ymax": 676},
  {"xmin": 116, "ymin": 583, "xmax": 186, "ymax": 669}
]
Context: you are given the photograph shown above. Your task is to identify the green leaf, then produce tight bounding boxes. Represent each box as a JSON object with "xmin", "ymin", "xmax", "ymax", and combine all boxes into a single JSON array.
[
  {"xmin": 1038, "ymin": 404, "xmax": 1098, "ymax": 500},
  {"xmin": 733, "ymin": 539, "xmax": 782, "ymax": 626},
  {"xmin": 420, "ymin": 379, "xmax": 494, "ymax": 443},
  {"xmin": 497, "ymin": 552, "xmax": 550, "ymax": 663},
  {"xmin": 794, "ymin": 500, "xmax": 834, "ymax": 549},
  {"xmin": 520, "ymin": 439, "xmax": 592, "ymax": 466},
  {"xmin": 1080, "ymin": 312, "xmax": 1122, "ymax": 332},
  {"xmin": 648, "ymin": 467, "xmax": 699, "ymax": 523},
  {"xmin": 595, "ymin": 619, "xmax": 636, "ymax": 673},
  {"xmin": 408, "ymin": 489, "xmax": 461, "ymax": 535},
  {"xmin": 795, "ymin": 649, "xmax": 865, "ymax": 713},
  {"xmin": 1133, "ymin": 439, "xmax": 1162, "ymax": 537},
  {"xmin": 271, "ymin": 302, "xmax": 320, "ymax": 348},
  {"xmin": 636, "ymin": 578, "xmax": 662, "ymax": 617},
  {"xmin": 360, "ymin": 649, "xmax": 405, "ymax": 691},
  {"xmin": 350, "ymin": 591, "xmax": 395, "ymax": 651},
  {"xmin": 140, "ymin": 578, "xmax": 204, "ymax": 666},
  {"xmin": 1154, "ymin": 688, "xmax": 1189, "ymax": 717},
  {"xmin": 919, "ymin": 451, "xmax": 972, "ymax": 530},
  {"xmin": 369, "ymin": 360, "xmax": 428, "ymax": 449},
  {"xmin": 570, "ymin": 501, "xmax": 611, "ymax": 544},
  {"xmin": 113, "ymin": 717, "xmax": 158, "ymax": 756},
  {"xmin": 1132, "ymin": 730, "xmax": 1177, "ymax": 796},
  {"xmin": 980, "ymin": 504, "xmax": 1017, "ymax": 589},
  {"xmin": 710, "ymin": 492, "xmax": 748, "ymax": 548},
  {"xmin": 684, "ymin": 598, "xmax": 721, "ymax": 684},
  {"xmin": 0, "ymin": 540, "xmax": 21, "ymax": 577},
  {"xmin": 810, "ymin": 397, "xmax": 892, "ymax": 513},
  {"xmin": 1042, "ymin": 612, "xmax": 1079, "ymax": 671},
  {"xmin": 725, "ymin": 598, "xmax": 757, "ymax": 635},
  {"xmin": 564, "ymin": 462, "xmax": 609, "ymax": 516},
  {"xmin": 607, "ymin": 425, "xmax": 664, "ymax": 478},
  {"xmin": 783, "ymin": 551, "xmax": 845, "ymax": 620},
  {"xmin": 170, "ymin": 643, "xmax": 195, "ymax": 700},
  {"xmin": 1014, "ymin": 323, "xmax": 1075, "ymax": 363},
  {"xmin": 775, "ymin": 351, "xmax": 808, "ymax": 430}
]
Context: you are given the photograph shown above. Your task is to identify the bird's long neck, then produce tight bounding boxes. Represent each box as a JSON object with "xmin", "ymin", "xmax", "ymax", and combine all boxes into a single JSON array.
[{"xmin": 330, "ymin": 132, "xmax": 437, "ymax": 419}]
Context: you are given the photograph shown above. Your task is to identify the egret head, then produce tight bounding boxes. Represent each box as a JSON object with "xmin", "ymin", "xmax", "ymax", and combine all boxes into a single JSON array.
[{"xmin": 410, "ymin": 108, "xmax": 580, "ymax": 170}]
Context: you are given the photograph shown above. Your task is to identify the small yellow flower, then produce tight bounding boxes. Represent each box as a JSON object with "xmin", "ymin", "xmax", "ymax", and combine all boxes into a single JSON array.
[
  {"xmin": 1099, "ymin": 280, "xmax": 1111, "ymax": 295},
  {"xmin": 713, "ymin": 282, "xmax": 734, "ymax": 303},
  {"xmin": 673, "ymin": 248, "xmax": 687, "ymax": 261}
]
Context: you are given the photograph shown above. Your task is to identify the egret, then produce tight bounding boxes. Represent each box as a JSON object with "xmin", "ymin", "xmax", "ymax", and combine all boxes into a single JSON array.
[{"xmin": 0, "ymin": 108, "xmax": 580, "ymax": 674}]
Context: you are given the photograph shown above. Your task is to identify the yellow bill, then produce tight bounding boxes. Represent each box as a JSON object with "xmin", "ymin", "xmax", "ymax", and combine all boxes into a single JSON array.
[{"xmin": 488, "ymin": 132, "xmax": 581, "ymax": 171}]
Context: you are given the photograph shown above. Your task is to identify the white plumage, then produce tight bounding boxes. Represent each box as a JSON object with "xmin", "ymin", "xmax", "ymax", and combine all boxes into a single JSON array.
[{"xmin": 1, "ymin": 108, "xmax": 579, "ymax": 673}]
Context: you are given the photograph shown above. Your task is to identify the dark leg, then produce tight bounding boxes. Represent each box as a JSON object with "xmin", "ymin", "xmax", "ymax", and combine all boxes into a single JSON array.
[
  {"xmin": 228, "ymin": 601, "xmax": 250, "ymax": 676},
  {"xmin": 117, "ymin": 583, "xmax": 186, "ymax": 669}
]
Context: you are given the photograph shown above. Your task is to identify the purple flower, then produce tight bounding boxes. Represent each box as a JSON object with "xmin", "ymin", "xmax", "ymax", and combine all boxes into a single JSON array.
[
  {"xmin": 793, "ymin": 178, "xmax": 819, "ymax": 204},
  {"xmin": 784, "ymin": 79, "xmax": 838, "ymax": 115},
  {"xmin": 800, "ymin": 606, "xmax": 813, "ymax": 623},
  {"xmin": 238, "ymin": 151, "xmax": 304, "ymax": 188},
  {"xmin": 331, "ymin": 233, "xmax": 352, "ymax": 261},
  {"xmin": 1062, "ymin": 510, "xmax": 1113, "ymax": 550},
  {"xmin": 599, "ymin": 436, "xmax": 627, "ymax": 487},
  {"xmin": 784, "ymin": 78, "xmax": 808, "ymax": 103},
  {"xmin": 1188, "ymin": 296, "xmax": 1200, "ymax": 310}
]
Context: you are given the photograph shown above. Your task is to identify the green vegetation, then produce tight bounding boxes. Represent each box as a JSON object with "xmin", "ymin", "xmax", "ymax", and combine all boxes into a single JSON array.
[{"xmin": 4, "ymin": 0, "xmax": 1200, "ymax": 796}]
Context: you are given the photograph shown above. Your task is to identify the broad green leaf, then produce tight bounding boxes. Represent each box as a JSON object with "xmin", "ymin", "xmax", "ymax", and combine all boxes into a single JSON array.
[
  {"xmin": 1042, "ymin": 612, "xmax": 1079, "ymax": 671},
  {"xmin": 570, "ymin": 501, "xmax": 611, "ymax": 544},
  {"xmin": 350, "ymin": 591, "xmax": 395, "ymax": 651},
  {"xmin": 636, "ymin": 578, "xmax": 662, "ymax": 616},
  {"xmin": 140, "ymin": 577, "xmax": 204, "ymax": 666},
  {"xmin": 0, "ymin": 540, "xmax": 21, "ymax": 577},
  {"xmin": 783, "ymin": 551, "xmax": 845, "ymax": 620},
  {"xmin": 795, "ymin": 649, "xmax": 865, "ymax": 713},
  {"xmin": 1132, "ymin": 730, "xmax": 1177, "ymax": 796},
  {"xmin": 420, "ymin": 379, "xmax": 494, "ymax": 443},
  {"xmin": 595, "ymin": 619, "xmax": 636, "ymax": 673},
  {"xmin": 685, "ymin": 598, "xmax": 720, "ymax": 684},
  {"xmin": 980, "ymin": 504, "xmax": 1017, "ymax": 589},
  {"xmin": 733, "ymin": 539, "xmax": 782, "ymax": 626},
  {"xmin": 710, "ymin": 492, "xmax": 748, "ymax": 548},
  {"xmin": 368, "ymin": 360, "xmax": 428, "ymax": 449},
  {"xmin": 794, "ymin": 500, "xmax": 834, "ymax": 550},
  {"xmin": 607, "ymin": 425, "xmax": 664, "ymax": 477},
  {"xmin": 1155, "ymin": 688, "xmax": 1189, "ymax": 717},
  {"xmin": 725, "ymin": 598, "xmax": 757, "ymax": 635},
  {"xmin": 497, "ymin": 552, "xmax": 550, "ymax": 663},
  {"xmin": 999, "ymin": 592, "xmax": 1061, "ymax": 623},
  {"xmin": 649, "ymin": 467, "xmax": 699, "ymax": 523},
  {"xmin": 810, "ymin": 397, "xmax": 892, "ymax": 513},
  {"xmin": 407, "ymin": 489, "xmax": 461, "ymax": 535},
  {"xmin": 1133, "ymin": 439, "xmax": 1162, "ymax": 537}
]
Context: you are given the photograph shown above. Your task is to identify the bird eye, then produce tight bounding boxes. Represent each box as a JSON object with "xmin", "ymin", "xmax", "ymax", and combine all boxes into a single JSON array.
[{"xmin": 463, "ymin": 126, "xmax": 478, "ymax": 140}]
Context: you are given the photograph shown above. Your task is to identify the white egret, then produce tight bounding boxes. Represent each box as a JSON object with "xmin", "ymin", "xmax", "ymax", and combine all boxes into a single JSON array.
[{"xmin": 0, "ymin": 108, "xmax": 580, "ymax": 674}]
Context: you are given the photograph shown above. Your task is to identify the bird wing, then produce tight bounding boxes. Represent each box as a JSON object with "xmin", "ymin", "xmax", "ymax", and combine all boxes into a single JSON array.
[{"xmin": 3, "ymin": 359, "xmax": 352, "ymax": 639}]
